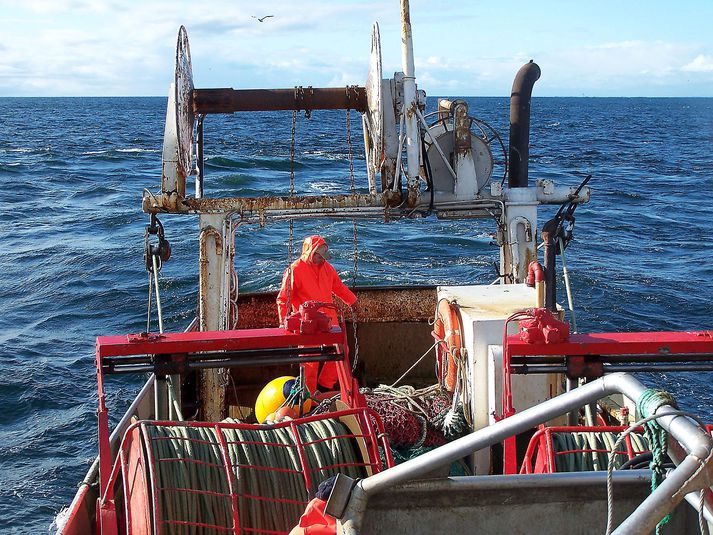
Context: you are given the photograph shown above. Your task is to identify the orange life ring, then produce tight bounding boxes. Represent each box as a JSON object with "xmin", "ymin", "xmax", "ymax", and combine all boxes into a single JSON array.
[{"xmin": 432, "ymin": 299, "xmax": 463, "ymax": 392}]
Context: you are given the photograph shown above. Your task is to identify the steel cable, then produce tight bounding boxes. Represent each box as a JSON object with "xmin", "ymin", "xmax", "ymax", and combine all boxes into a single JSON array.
[
  {"xmin": 142, "ymin": 418, "xmax": 366, "ymax": 534},
  {"xmin": 551, "ymin": 431, "xmax": 650, "ymax": 473}
]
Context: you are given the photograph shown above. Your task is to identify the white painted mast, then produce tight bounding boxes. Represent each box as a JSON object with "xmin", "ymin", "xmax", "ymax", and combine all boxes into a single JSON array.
[{"xmin": 400, "ymin": 0, "xmax": 420, "ymax": 206}]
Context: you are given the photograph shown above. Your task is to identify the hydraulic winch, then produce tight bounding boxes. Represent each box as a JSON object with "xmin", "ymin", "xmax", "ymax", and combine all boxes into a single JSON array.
[{"xmin": 285, "ymin": 301, "xmax": 338, "ymax": 335}]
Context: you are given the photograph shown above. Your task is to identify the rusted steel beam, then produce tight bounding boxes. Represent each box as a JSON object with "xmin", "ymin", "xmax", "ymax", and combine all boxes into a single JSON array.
[
  {"xmin": 143, "ymin": 191, "xmax": 401, "ymax": 214},
  {"xmin": 193, "ymin": 86, "xmax": 367, "ymax": 114},
  {"xmin": 453, "ymin": 100, "xmax": 471, "ymax": 156}
]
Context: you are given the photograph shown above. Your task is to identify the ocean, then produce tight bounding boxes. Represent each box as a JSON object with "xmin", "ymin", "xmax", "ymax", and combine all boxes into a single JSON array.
[{"xmin": 1, "ymin": 96, "xmax": 712, "ymax": 532}]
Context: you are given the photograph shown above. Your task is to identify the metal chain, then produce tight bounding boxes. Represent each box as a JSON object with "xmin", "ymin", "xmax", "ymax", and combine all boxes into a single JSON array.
[
  {"xmin": 346, "ymin": 108, "xmax": 360, "ymax": 371},
  {"xmin": 346, "ymin": 108, "xmax": 358, "ymax": 284},
  {"xmin": 221, "ymin": 221, "xmax": 239, "ymax": 388},
  {"xmin": 285, "ymin": 109, "xmax": 298, "ymax": 324},
  {"xmin": 346, "ymin": 107, "xmax": 356, "ymax": 193},
  {"xmin": 229, "ymin": 221, "xmax": 239, "ymax": 329},
  {"xmin": 290, "ymin": 109, "xmax": 297, "ymax": 196}
]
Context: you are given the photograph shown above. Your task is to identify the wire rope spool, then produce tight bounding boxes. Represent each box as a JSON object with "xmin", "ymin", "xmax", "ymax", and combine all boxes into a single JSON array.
[
  {"xmin": 432, "ymin": 299, "xmax": 464, "ymax": 393},
  {"xmin": 363, "ymin": 22, "xmax": 383, "ymax": 194},
  {"xmin": 422, "ymin": 109, "xmax": 494, "ymax": 200},
  {"xmin": 119, "ymin": 411, "xmax": 389, "ymax": 535},
  {"xmin": 175, "ymin": 26, "xmax": 195, "ymax": 187},
  {"xmin": 550, "ymin": 431, "xmax": 651, "ymax": 473},
  {"xmin": 161, "ymin": 26, "xmax": 195, "ymax": 205}
]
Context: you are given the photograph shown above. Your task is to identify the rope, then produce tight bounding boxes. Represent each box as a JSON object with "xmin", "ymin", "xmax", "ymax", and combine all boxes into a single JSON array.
[
  {"xmin": 604, "ymin": 406, "xmax": 705, "ymax": 535},
  {"xmin": 637, "ymin": 389, "xmax": 678, "ymax": 534},
  {"xmin": 146, "ymin": 272, "xmax": 153, "ymax": 333},
  {"xmin": 228, "ymin": 222, "xmax": 239, "ymax": 330},
  {"xmin": 364, "ymin": 384, "xmax": 458, "ymax": 450},
  {"xmin": 389, "ymin": 340, "xmax": 439, "ymax": 388},
  {"xmin": 345, "ymin": 108, "xmax": 361, "ymax": 373},
  {"xmin": 166, "ymin": 376, "xmax": 185, "ymax": 422},
  {"xmin": 151, "ymin": 254, "xmax": 164, "ymax": 333},
  {"xmin": 699, "ymin": 489, "xmax": 709, "ymax": 535},
  {"xmin": 145, "ymin": 419, "xmax": 367, "ymax": 535},
  {"xmin": 371, "ymin": 384, "xmax": 436, "ymax": 418}
]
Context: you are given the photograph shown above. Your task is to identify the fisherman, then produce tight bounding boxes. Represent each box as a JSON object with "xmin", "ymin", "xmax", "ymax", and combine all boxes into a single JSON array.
[
  {"xmin": 277, "ymin": 235, "xmax": 357, "ymax": 393},
  {"xmin": 288, "ymin": 476, "xmax": 338, "ymax": 535}
]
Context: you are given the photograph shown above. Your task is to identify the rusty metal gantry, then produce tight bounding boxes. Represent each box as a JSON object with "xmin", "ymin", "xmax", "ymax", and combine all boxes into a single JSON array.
[{"xmin": 151, "ymin": 83, "xmax": 408, "ymax": 217}]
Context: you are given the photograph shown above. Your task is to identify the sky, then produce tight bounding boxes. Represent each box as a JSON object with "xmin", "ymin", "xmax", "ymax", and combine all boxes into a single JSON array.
[{"xmin": 1, "ymin": 0, "xmax": 712, "ymax": 98}]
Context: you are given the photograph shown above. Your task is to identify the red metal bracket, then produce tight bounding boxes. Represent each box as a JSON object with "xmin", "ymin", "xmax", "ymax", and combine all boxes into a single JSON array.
[
  {"xmin": 501, "ymin": 312, "xmax": 713, "ymax": 474},
  {"xmin": 95, "ymin": 325, "xmax": 356, "ymax": 510}
]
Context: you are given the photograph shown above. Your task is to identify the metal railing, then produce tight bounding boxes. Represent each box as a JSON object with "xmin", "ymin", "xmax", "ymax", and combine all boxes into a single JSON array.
[{"xmin": 329, "ymin": 373, "xmax": 713, "ymax": 535}]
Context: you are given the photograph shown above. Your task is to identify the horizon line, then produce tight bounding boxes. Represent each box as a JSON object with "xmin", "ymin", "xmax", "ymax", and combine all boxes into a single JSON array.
[{"xmin": 2, "ymin": 94, "xmax": 712, "ymax": 99}]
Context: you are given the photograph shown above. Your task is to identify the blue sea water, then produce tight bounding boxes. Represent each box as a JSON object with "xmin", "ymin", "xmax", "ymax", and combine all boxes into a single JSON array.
[{"xmin": 0, "ymin": 95, "xmax": 712, "ymax": 532}]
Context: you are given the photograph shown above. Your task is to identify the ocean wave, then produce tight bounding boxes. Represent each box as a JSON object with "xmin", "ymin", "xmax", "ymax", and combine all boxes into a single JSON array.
[
  {"xmin": 3, "ymin": 95, "xmax": 713, "ymax": 534},
  {"xmin": 1, "ymin": 147, "xmax": 34, "ymax": 153},
  {"xmin": 205, "ymin": 155, "xmax": 299, "ymax": 171}
]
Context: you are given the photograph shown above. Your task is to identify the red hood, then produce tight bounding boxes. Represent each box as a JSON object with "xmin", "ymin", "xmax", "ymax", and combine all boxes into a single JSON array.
[{"xmin": 300, "ymin": 235, "xmax": 327, "ymax": 264}]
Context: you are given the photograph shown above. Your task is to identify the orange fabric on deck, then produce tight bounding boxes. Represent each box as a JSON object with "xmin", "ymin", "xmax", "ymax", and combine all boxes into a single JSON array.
[
  {"xmin": 276, "ymin": 235, "xmax": 357, "ymax": 390},
  {"xmin": 288, "ymin": 498, "xmax": 336, "ymax": 535}
]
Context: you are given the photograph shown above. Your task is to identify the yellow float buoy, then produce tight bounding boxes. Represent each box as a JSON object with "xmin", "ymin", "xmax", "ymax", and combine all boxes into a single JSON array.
[{"xmin": 254, "ymin": 376, "xmax": 312, "ymax": 423}]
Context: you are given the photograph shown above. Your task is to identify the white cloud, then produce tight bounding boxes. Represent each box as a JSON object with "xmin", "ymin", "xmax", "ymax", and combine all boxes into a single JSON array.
[
  {"xmin": 527, "ymin": 40, "xmax": 713, "ymax": 95},
  {"xmin": 0, "ymin": 0, "xmax": 394, "ymax": 96},
  {"xmin": 682, "ymin": 54, "xmax": 713, "ymax": 73},
  {"xmin": 0, "ymin": 1, "xmax": 711, "ymax": 96}
]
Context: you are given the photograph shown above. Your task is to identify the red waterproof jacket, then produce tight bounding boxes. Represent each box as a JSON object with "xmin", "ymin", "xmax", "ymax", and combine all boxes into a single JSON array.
[
  {"xmin": 276, "ymin": 235, "xmax": 357, "ymax": 325},
  {"xmin": 288, "ymin": 498, "xmax": 336, "ymax": 535},
  {"xmin": 277, "ymin": 235, "xmax": 357, "ymax": 390}
]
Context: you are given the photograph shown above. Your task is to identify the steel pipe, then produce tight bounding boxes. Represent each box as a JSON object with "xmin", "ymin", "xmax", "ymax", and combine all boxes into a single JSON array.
[
  {"xmin": 400, "ymin": 0, "xmax": 421, "ymax": 206},
  {"xmin": 613, "ymin": 456, "xmax": 703, "ymax": 535},
  {"xmin": 143, "ymin": 191, "xmax": 398, "ymax": 215},
  {"xmin": 102, "ymin": 345, "xmax": 338, "ymax": 366},
  {"xmin": 358, "ymin": 375, "xmax": 614, "ymax": 497},
  {"xmin": 103, "ymin": 353, "xmax": 341, "ymax": 374},
  {"xmin": 508, "ymin": 61, "xmax": 541, "ymax": 188},
  {"xmin": 511, "ymin": 354, "xmax": 713, "ymax": 364}
]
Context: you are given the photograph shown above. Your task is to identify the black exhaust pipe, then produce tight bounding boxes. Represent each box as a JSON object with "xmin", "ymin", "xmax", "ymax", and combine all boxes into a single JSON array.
[{"xmin": 508, "ymin": 61, "xmax": 541, "ymax": 188}]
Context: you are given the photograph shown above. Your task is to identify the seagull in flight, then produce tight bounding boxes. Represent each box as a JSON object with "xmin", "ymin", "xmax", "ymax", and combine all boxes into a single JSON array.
[{"xmin": 252, "ymin": 15, "xmax": 274, "ymax": 22}]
